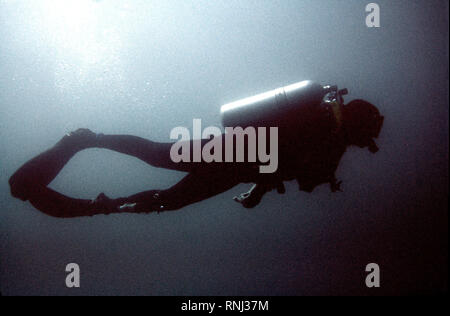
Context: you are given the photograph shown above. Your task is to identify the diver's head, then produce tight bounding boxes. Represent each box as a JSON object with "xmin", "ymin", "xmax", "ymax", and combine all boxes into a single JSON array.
[{"xmin": 342, "ymin": 99, "xmax": 384, "ymax": 153}]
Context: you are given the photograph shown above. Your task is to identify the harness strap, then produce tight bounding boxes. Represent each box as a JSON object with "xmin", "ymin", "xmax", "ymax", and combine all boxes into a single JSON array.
[{"xmin": 330, "ymin": 101, "xmax": 343, "ymax": 133}]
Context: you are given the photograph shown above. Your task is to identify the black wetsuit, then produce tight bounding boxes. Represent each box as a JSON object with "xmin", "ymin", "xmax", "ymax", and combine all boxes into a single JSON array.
[{"xmin": 9, "ymin": 102, "xmax": 347, "ymax": 218}]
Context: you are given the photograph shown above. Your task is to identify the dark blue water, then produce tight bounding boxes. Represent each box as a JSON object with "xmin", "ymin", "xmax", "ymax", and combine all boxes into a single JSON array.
[{"xmin": 0, "ymin": 0, "xmax": 447, "ymax": 295}]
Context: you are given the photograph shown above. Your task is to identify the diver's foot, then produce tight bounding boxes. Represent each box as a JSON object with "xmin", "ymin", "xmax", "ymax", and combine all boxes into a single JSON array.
[{"xmin": 61, "ymin": 128, "xmax": 102, "ymax": 151}]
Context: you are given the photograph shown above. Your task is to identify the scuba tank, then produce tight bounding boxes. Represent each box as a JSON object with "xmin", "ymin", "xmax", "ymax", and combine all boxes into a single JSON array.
[
  {"xmin": 220, "ymin": 80, "xmax": 348, "ymax": 131},
  {"xmin": 221, "ymin": 80, "xmax": 349, "ymax": 194}
]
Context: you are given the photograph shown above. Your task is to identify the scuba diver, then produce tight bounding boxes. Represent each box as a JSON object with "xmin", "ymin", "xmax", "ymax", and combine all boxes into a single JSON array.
[{"xmin": 8, "ymin": 81, "xmax": 384, "ymax": 218}]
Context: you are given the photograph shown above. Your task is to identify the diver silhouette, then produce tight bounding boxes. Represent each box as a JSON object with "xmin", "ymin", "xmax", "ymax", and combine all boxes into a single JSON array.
[{"xmin": 8, "ymin": 81, "xmax": 384, "ymax": 218}]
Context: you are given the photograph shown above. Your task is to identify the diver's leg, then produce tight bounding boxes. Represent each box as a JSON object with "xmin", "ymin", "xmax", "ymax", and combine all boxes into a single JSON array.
[
  {"xmin": 26, "ymin": 185, "xmax": 139, "ymax": 218},
  {"xmin": 105, "ymin": 166, "xmax": 245, "ymax": 213},
  {"xmin": 96, "ymin": 134, "xmax": 190, "ymax": 171},
  {"xmin": 9, "ymin": 129, "xmax": 99, "ymax": 201},
  {"xmin": 25, "ymin": 166, "xmax": 242, "ymax": 218},
  {"xmin": 27, "ymin": 186, "xmax": 99, "ymax": 218},
  {"xmin": 158, "ymin": 167, "xmax": 243, "ymax": 211},
  {"xmin": 25, "ymin": 163, "xmax": 250, "ymax": 217},
  {"xmin": 95, "ymin": 134, "xmax": 225, "ymax": 173}
]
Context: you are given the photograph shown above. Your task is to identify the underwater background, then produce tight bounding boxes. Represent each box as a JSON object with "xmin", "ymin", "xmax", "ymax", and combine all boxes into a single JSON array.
[{"xmin": 0, "ymin": 0, "xmax": 447, "ymax": 295}]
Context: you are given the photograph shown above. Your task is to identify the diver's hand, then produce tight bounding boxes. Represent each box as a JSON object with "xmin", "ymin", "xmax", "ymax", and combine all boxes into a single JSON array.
[
  {"xmin": 233, "ymin": 184, "xmax": 267, "ymax": 209},
  {"xmin": 233, "ymin": 179, "xmax": 286, "ymax": 209},
  {"xmin": 233, "ymin": 191, "xmax": 252, "ymax": 206}
]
